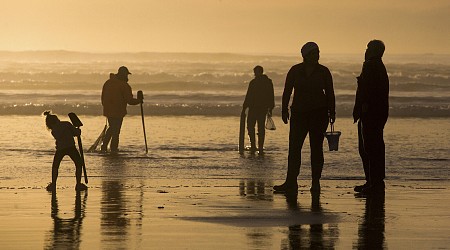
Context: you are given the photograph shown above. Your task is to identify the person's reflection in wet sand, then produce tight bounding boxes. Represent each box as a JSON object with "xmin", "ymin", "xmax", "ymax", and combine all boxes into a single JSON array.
[
  {"xmin": 354, "ymin": 192, "xmax": 386, "ymax": 249},
  {"xmin": 239, "ymin": 179, "xmax": 273, "ymax": 201},
  {"xmin": 101, "ymin": 156, "xmax": 130, "ymax": 247},
  {"xmin": 282, "ymin": 193, "xmax": 338, "ymax": 249},
  {"xmin": 45, "ymin": 191, "xmax": 87, "ymax": 249},
  {"xmin": 239, "ymin": 179, "xmax": 274, "ymax": 248}
]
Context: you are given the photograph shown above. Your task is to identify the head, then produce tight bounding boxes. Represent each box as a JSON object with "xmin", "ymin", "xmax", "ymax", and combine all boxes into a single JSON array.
[
  {"xmin": 43, "ymin": 110, "xmax": 60, "ymax": 130},
  {"xmin": 117, "ymin": 66, "xmax": 131, "ymax": 82},
  {"xmin": 253, "ymin": 65, "xmax": 264, "ymax": 77},
  {"xmin": 365, "ymin": 40, "xmax": 385, "ymax": 60},
  {"xmin": 301, "ymin": 42, "xmax": 320, "ymax": 65}
]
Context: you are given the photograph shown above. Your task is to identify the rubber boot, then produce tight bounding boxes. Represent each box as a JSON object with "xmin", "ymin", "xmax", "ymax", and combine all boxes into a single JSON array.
[{"xmin": 258, "ymin": 134, "xmax": 265, "ymax": 155}]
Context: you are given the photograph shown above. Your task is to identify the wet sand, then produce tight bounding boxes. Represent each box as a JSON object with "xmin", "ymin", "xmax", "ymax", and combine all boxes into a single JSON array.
[{"xmin": 1, "ymin": 178, "xmax": 449, "ymax": 249}]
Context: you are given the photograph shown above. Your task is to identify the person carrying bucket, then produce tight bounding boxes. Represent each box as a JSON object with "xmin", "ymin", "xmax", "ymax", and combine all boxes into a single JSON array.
[
  {"xmin": 242, "ymin": 65, "xmax": 275, "ymax": 155},
  {"xmin": 273, "ymin": 42, "xmax": 336, "ymax": 193},
  {"xmin": 101, "ymin": 66, "xmax": 142, "ymax": 153}
]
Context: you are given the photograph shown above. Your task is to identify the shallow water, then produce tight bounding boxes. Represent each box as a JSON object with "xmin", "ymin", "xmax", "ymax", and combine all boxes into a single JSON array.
[
  {"xmin": 0, "ymin": 116, "xmax": 449, "ymax": 188},
  {"xmin": 0, "ymin": 115, "xmax": 449, "ymax": 249}
]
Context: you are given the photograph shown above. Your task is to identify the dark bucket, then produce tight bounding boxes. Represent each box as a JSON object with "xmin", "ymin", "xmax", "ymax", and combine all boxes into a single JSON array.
[
  {"xmin": 324, "ymin": 131, "xmax": 341, "ymax": 151},
  {"xmin": 324, "ymin": 123, "xmax": 341, "ymax": 151}
]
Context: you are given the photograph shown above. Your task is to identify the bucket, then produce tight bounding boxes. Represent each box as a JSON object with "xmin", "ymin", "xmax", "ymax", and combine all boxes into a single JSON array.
[{"xmin": 324, "ymin": 124, "xmax": 341, "ymax": 151}]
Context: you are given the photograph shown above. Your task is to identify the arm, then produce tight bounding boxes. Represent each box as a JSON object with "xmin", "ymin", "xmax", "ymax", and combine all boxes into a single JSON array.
[
  {"xmin": 281, "ymin": 67, "xmax": 295, "ymax": 123},
  {"xmin": 242, "ymin": 80, "xmax": 254, "ymax": 114},
  {"xmin": 124, "ymin": 83, "xmax": 141, "ymax": 105},
  {"xmin": 269, "ymin": 79, "xmax": 275, "ymax": 113},
  {"xmin": 67, "ymin": 122, "xmax": 81, "ymax": 136},
  {"xmin": 324, "ymin": 68, "xmax": 336, "ymax": 123}
]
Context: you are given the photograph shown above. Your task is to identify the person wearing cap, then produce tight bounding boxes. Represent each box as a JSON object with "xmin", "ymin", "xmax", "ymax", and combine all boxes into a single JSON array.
[
  {"xmin": 101, "ymin": 66, "xmax": 142, "ymax": 153},
  {"xmin": 353, "ymin": 40, "xmax": 389, "ymax": 194},
  {"xmin": 242, "ymin": 65, "xmax": 275, "ymax": 155},
  {"xmin": 273, "ymin": 42, "xmax": 336, "ymax": 193}
]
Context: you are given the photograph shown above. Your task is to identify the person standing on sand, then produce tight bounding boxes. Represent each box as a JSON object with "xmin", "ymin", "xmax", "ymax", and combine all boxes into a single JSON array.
[
  {"xmin": 101, "ymin": 66, "xmax": 142, "ymax": 153},
  {"xmin": 43, "ymin": 111, "xmax": 87, "ymax": 192},
  {"xmin": 273, "ymin": 42, "xmax": 336, "ymax": 193},
  {"xmin": 353, "ymin": 40, "xmax": 389, "ymax": 194},
  {"xmin": 242, "ymin": 65, "xmax": 275, "ymax": 155}
]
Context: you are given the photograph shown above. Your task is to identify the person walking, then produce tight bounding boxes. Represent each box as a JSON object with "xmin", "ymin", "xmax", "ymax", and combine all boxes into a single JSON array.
[
  {"xmin": 273, "ymin": 42, "xmax": 336, "ymax": 193},
  {"xmin": 101, "ymin": 66, "xmax": 142, "ymax": 153},
  {"xmin": 353, "ymin": 40, "xmax": 389, "ymax": 194},
  {"xmin": 242, "ymin": 65, "xmax": 275, "ymax": 155}
]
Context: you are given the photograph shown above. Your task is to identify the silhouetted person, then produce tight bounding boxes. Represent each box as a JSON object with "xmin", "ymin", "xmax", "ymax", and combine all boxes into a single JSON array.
[
  {"xmin": 242, "ymin": 65, "xmax": 275, "ymax": 155},
  {"xmin": 101, "ymin": 66, "xmax": 142, "ymax": 153},
  {"xmin": 43, "ymin": 111, "xmax": 88, "ymax": 192},
  {"xmin": 353, "ymin": 40, "xmax": 389, "ymax": 194},
  {"xmin": 274, "ymin": 42, "xmax": 336, "ymax": 193}
]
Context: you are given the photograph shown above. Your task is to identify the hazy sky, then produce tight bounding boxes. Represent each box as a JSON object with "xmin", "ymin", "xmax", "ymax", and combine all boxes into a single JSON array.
[{"xmin": 2, "ymin": 0, "xmax": 449, "ymax": 54}]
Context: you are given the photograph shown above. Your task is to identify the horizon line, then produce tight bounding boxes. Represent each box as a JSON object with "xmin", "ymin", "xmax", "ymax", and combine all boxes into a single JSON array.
[{"xmin": 0, "ymin": 49, "xmax": 449, "ymax": 57}]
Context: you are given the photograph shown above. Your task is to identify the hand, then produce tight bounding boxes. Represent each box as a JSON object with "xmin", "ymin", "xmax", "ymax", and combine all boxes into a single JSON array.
[
  {"xmin": 267, "ymin": 109, "xmax": 273, "ymax": 117},
  {"xmin": 282, "ymin": 109, "xmax": 289, "ymax": 124},
  {"xmin": 329, "ymin": 113, "xmax": 336, "ymax": 124}
]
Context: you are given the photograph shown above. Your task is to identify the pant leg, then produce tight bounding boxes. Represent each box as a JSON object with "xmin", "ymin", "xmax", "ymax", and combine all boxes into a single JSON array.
[
  {"xmin": 51, "ymin": 150, "xmax": 66, "ymax": 184},
  {"xmin": 256, "ymin": 109, "xmax": 267, "ymax": 151},
  {"xmin": 247, "ymin": 109, "xmax": 257, "ymax": 148},
  {"xmin": 358, "ymin": 121, "xmax": 370, "ymax": 182},
  {"xmin": 66, "ymin": 147, "xmax": 83, "ymax": 184},
  {"xmin": 286, "ymin": 111, "xmax": 309, "ymax": 184},
  {"xmin": 109, "ymin": 117, "xmax": 124, "ymax": 151},
  {"xmin": 361, "ymin": 120, "xmax": 386, "ymax": 184},
  {"xmin": 308, "ymin": 108, "xmax": 329, "ymax": 180}
]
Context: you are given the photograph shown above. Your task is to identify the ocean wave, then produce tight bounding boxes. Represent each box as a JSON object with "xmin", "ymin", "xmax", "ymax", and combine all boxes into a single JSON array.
[{"xmin": 1, "ymin": 102, "xmax": 448, "ymax": 117}]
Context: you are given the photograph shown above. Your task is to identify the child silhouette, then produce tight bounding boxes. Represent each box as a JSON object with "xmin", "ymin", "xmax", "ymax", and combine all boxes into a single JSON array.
[{"xmin": 43, "ymin": 111, "xmax": 88, "ymax": 191}]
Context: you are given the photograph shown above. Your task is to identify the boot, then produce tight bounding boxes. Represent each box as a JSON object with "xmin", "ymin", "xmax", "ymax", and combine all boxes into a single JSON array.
[{"xmin": 258, "ymin": 134, "xmax": 265, "ymax": 155}]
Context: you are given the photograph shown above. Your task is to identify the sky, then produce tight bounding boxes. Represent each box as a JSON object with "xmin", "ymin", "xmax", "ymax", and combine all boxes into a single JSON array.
[{"xmin": 1, "ymin": 0, "xmax": 449, "ymax": 54}]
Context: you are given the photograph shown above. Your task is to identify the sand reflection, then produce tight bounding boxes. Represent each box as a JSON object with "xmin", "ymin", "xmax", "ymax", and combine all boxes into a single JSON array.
[
  {"xmin": 281, "ymin": 193, "xmax": 339, "ymax": 249},
  {"xmin": 354, "ymin": 192, "xmax": 386, "ymax": 249},
  {"xmin": 45, "ymin": 191, "xmax": 87, "ymax": 249}
]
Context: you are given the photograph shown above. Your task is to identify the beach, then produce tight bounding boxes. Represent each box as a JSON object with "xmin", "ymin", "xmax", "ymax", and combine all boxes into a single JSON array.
[
  {"xmin": 1, "ymin": 180, "xmax": 449, "ymax": 249},
  {"xmin": 0, "ymin": 115, "xmax": 449, "ymax": 249},
  {"xmin": 0, "ymin": 52, "xmax": 449, "ymax": 249}
]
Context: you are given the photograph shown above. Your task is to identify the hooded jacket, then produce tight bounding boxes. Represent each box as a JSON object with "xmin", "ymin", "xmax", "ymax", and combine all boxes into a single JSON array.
[
  {"xmin": 101, "ymin": 73, "xmax": 140, "ymax": 118},
  {"xmin": 243, "ymin": 74, "xmax": 275, "ymax": 110}
]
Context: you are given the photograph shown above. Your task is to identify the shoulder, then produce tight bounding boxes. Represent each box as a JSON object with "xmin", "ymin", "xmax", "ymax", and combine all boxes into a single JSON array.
[
  {"xmin": 287, "ymin": 63, "xmax": 303, "ymax": 75},
  {"xmin": 290, "ymin": 63, "xmax": 303, "ymax": 71},
  {"xmin": 317, "ymin": 64, "xmax": 330, "ymax": 72}
]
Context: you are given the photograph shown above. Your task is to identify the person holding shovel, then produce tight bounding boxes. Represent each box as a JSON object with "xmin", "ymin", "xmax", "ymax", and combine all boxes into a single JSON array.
[
  {"xmin": 273, "ymin": 42, "xmax": 336, "ymax": 193},
  {"xmin": 43, "ymin": 111, "xmax": 87, "ymax": 192},
  {"xmin": 101, "ymin": 66, "xmax": 142, "ymax": 153}
]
